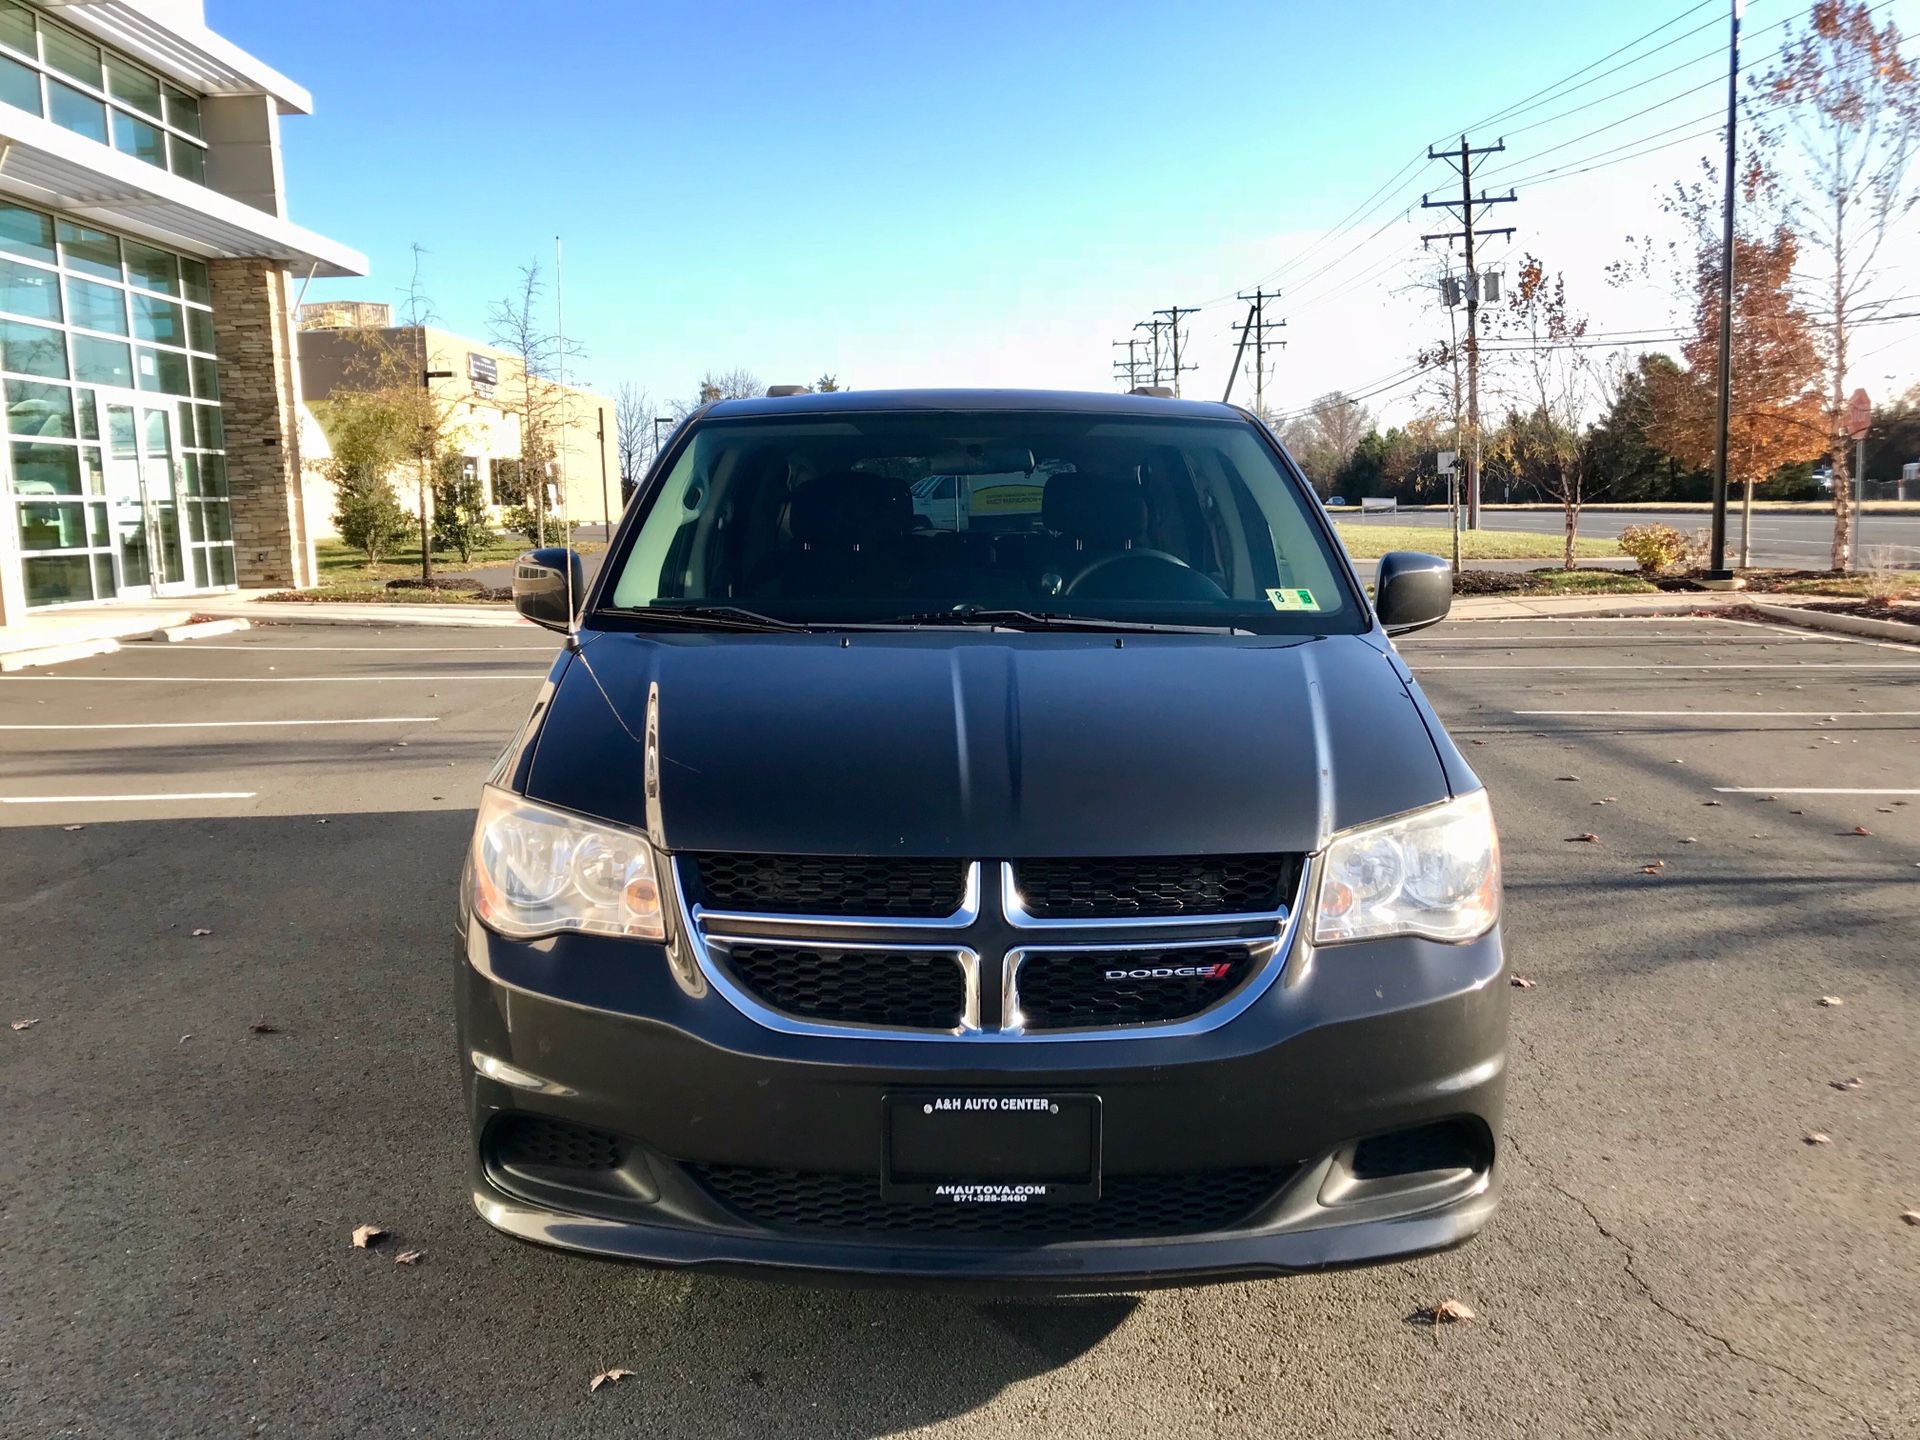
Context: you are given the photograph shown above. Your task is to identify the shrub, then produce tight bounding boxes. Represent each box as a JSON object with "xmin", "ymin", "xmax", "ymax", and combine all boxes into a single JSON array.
[
  {"xmin": 1617, "ymin": 522, "xmax": 1691, "ymax": 575},
  {"xmin": 501, "ymin": 503, "xmax": 581, "ymax": 546},
  {"xmin": 332, "ymin": 467, "xmax": 412, "ymax": 564},
  {"xmin": 431, "ymin": 456, "xmax": 495, "ymax": 564}
]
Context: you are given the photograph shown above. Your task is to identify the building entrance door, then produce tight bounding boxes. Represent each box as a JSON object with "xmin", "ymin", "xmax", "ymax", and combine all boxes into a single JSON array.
[{"xmin": 98, "ymin": 391, "xmax": 188, "ymax": 600}]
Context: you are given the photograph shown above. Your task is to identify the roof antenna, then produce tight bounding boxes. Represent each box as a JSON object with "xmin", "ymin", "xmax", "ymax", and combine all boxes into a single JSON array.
[{"xmin": 556, "ymin": 233, "xmax": 579, "ymax": 650}]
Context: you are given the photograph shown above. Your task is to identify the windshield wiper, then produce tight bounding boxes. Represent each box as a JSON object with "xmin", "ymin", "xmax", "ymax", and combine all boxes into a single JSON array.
[
  {"xmin": 608, "ymin": 603, "xmax": 810, "ymax": 632},
  {"xmin": 889, "ymin": 607, "xmax": 1249, "ymax": 635}
]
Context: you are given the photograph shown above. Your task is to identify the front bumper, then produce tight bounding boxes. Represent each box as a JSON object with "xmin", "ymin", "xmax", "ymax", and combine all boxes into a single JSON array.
[{"xmin": 456, "ymin": 920, "xmax": 1508, "ymax": 1285}]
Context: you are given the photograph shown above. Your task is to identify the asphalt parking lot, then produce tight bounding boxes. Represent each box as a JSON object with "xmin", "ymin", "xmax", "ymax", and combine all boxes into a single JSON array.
[{"xmin": 2, "ymin": 615, "xmax": 1916, "ymax": 1439}]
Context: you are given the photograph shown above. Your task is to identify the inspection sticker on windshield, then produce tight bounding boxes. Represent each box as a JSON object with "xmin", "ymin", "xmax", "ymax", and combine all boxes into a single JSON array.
[{"xmin": 1266, "ymin": 587, "xmax": 1320, "ymax": 611}]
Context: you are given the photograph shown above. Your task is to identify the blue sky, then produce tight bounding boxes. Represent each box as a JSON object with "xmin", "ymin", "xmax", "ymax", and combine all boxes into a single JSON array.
[{"xmin": 217, "ymin": 0, "xmax": 1920, "ymax": 420}]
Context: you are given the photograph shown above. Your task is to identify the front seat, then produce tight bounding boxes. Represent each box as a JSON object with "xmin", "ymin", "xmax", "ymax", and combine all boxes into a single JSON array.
[
  {"xmin": 754, "ymin": 471, "xmax": 914, "ymax": 600},
  {"xmin": 1040, "ymin": 471, "xmax": 1223, "ymax": 601}
]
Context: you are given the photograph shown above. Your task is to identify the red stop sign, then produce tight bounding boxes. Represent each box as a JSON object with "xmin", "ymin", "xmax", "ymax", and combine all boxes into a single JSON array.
[{"xmin": 1846, "ymin": 388, "xmax": 1872, "ymax": 441}]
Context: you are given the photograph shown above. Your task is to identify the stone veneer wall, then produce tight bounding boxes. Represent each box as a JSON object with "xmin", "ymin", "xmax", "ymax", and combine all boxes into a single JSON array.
[{"xmin": 209, "ymin": 258, "xmax": 312, "ymax": 589}]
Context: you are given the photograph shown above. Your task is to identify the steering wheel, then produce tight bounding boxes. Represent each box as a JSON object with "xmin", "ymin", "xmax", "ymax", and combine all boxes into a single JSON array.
[{"xmin": 1065, "ymin": 548, "xmax": 1222, "ymax": 598}]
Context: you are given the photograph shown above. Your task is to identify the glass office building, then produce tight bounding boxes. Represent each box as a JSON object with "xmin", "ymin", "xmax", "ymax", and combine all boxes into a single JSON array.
[{"xmin": 0, "ymin": 0, "xmax": 363, "ymax": 620}]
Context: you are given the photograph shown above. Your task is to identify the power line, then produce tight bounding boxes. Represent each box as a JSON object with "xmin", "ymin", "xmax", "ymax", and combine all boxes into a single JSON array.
[
  {"xmin": 1225, "ymin": 288, "xmax": 1287, "ymax": 413},
  {"xmin": 1154, "ymin": 305, "xmax": 1201, "ymax": 396}
]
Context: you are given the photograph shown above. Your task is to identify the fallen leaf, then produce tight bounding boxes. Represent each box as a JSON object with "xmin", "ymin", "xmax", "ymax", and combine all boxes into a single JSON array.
[
  {"xmin": 1818, "ymin": 996, "xmax": 1844, "ymax": 1008},
  {"xmin": 351, "ymin": 1224, "xmax": 387, "ymax": 1249},
  {"xmin": 1639, "ymin": 865, "xmax": 1665, "ymax": 875},
  {"xmin": 1670, "ymin": 758, "xmax": 1684, "ymax": 765},
  {"xmin": 1555, "ymin": 775, "xmax": 1580, "ymax": 782},
  {"xmin": 1566, "ymin": 833, "xmax": 1601, "ymax": 844},
  {"xmin": 1804, "ymin": 1132, "xmax": 1831, "ymax": 1146},
  {"xmin": 1830, "ymin": 1077, "xmax": 1864, "ymax": 1091},
  {"xmin": 248, "ymin": 1022, "xmax": 279, "ymax": 1035},
  {"xmin": 1756, "ymin": 795, "xmax": 1777, "ymax": 802},
  {"xmin": 1678, "ymin": 837, "xmax": 1698, "ymax": 844},
  {"xmin": 191, "ymin": 928, "xmax": 212, "ymax": 937},
  {"xmin": 1410, "ymin": 1299, "xmax": 1476, "ymax": 1326},
  {"xmin": 591, "ymin": 1368, "xmax": 637, "ymax": 1392},
  {"xmin": 62, "ymin": 824, "xmax": 84, "ymax": 832},
  {"xmin": 1849, "ymin": 826, "xmax": 1871, "ymax": 836},
  {"xmin": 394, "ymin": 1249, "xmax": 425, "ymax": 1266},
  {"xmin": 1510, "ymin": 976, "xmax": 1536, "ymax": 989},
  {"xmin": 10, "ymin": 1018, "xmax": 40, "ymax": 1031},
  {"xmin": 1469, "ymin": 739, "xmax": 1486, "ymax": 746},
  {"xmin": 177, "ymin": 1033, "xmax": 192, "ymax": 1044},
  {"xmin": 1903, "ymin": 1211, "xmax": 1920, "ymax": 1227}
]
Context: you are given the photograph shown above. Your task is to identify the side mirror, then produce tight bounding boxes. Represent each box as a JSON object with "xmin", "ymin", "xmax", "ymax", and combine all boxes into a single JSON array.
[
  {"xmin": 1374, "ymin": 551, "xmax": 1451, "ymax": 636},
  {"xmin": 512, "ymin": 547, "xmax": 584, "ymax": 633}
]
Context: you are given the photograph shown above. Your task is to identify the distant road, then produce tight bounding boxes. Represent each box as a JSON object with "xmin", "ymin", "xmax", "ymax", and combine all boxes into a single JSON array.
[{"xmin": 1342, "ymin": 507, "xmax": 1920, "ymax": 569}]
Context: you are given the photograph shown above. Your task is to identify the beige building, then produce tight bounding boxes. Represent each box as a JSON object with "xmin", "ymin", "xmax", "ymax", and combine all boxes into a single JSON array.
[
  {"xmin": 0, "ymin": 0, "xmax": 364, "ymax": 621},
  {"xmin": 298, "ymin": 305, "xmax": 621, "ymax": 536}
]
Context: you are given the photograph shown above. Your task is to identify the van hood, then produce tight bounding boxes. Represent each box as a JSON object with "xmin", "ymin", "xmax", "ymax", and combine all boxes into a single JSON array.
[{"xmin": 524, "ymin": 630, "xmax": 1453, "ymax": 857}]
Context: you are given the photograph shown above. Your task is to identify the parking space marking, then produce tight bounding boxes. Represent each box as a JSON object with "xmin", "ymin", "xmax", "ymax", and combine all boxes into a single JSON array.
[
  {"xmin": 0, "ymin": 672, "xmax": 545, "ymax": 684},
  {"xmin": 1710, "ymin": 786, "xmax": 1920, "ymax": 796},
  {"xmin": 0, "ymin": 717, "xmax": 442, "ymax": 731},
  {"xmin": 1416, "ymin": 662, "xmax": 1920, "ymax": 671},
  {"xmin": 1, "ymin": 791, "xmax": 257, "ymax": 804},
  {"xmin": 1514, "ymin": 709, "xmax": 1920, "ymax": 717},
  {"xmin": 132, "ymin": 644, "xmax": 558, "ymax": 653}
]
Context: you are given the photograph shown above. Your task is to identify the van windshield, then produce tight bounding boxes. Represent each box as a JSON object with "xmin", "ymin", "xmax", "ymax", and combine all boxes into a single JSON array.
[{"xmin": 601, "ymin": 411, "xmax": 1362, "ymax": 633}]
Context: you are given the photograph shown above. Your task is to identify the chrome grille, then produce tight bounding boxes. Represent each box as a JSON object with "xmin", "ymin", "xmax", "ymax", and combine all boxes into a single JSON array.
[{"xmin": 675, "ymin": 854, "xmax": 1303, "ymax": 1042}]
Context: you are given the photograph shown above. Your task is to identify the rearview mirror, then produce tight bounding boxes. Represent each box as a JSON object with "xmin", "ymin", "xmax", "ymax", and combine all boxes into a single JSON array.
[
  {"xmin": 512, "ymin": 547, "xmax": 584, "ymax": 633},
  {"xmin": 1374, "ymin": 551, "xmax": 1451, "ymax": 636}
]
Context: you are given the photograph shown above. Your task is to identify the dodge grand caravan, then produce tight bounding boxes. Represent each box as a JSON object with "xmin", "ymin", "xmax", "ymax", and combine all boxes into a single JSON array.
[{"xmin": 458, "ymin": 388, "xmax": 1506, "ymax": 1284}]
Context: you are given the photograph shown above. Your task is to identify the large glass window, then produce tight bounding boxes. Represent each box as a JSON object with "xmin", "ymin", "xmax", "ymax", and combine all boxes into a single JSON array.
[
  {"xmin": 0, "ymin": 49, "xmax": 37, "ymax": 113},
  {"xmin": 0, "ymin": 257, "xmax": 61, "ymax": 321},
  {"xmin": 0, "ymin": 12, "xmax": 209, "ymax": 184},
  {"xmin": 0, "ymin": 201, "xmax": 228, "ymax": 607},
  {"xmin": 604, "ymin": 412, "xmax": 1360, "ymax": 634},
  {"xmin": 47, "ymin": 78, "xmax": 105, "ymax": 141}
]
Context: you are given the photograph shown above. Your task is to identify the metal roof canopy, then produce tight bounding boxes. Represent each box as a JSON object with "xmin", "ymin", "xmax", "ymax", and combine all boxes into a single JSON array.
[
  {"xmin": 0, "ymin": 110, "xmax": 364, "ymax": 276},
  {"xmin": 39, "ymin": 0, "xmax": 313, "ymax": 114}
]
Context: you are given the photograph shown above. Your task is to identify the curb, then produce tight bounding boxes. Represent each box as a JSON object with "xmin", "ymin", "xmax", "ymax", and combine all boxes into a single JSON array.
[
  {"xmin": 1745, "ymin": 601, "xmax": 1920, "ymax": 645},
  {"xmin": 0, "ymin": 636, "xmax": 121, "ymax": 671},
  {"xmin": 186, "ymin": 602, "xmax": 530, "ymax": 630}
]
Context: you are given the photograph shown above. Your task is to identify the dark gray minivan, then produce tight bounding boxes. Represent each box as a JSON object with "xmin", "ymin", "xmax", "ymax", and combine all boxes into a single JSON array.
[{"xmin": 459, "ymin": 388, "xmax": 1505, "ymax": 1284}]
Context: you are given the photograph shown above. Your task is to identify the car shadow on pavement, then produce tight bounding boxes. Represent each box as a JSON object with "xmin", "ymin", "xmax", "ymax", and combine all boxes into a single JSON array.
[{"xmin": 1, "ymin": 808, "xmax": 1138, "ymax": 1438}]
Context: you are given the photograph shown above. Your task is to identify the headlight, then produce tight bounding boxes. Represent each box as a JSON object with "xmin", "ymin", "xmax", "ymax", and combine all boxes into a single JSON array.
[
  {"xmin": 470, "ymin": 787, "xmax": 665, "ymax": 941},
  {"xmin": 1313, "ymin": 790, "xmax": 1499, "ymax": 945}
]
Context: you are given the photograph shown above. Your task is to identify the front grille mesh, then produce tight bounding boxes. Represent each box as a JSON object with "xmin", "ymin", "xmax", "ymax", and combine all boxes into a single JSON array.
[
  {"xmin": 1013, "ymin": 855, "xmax": 1293, "ymax": 918},
  {"xmin": 1351, "ymin": 1120, "xmax": 1486, "ymax": 1179},
  {"xmin": 687, "ymin": 1164, "xmax": 1290, "ymax": 1240},
  {"xmin": 493, "ymin": 1115, "xmax": 625, "ymax": 1172},
  {"xmin": 1016, "ymin": 946, "xmax": 1255, "ymax": 1029},
  {"xmin": 687, "ymin": 853, "xmax": 967, "ymax": 917},
  {"xmin": 720, "ymin": 943, "xmax": 968, "ymax": 1030}
]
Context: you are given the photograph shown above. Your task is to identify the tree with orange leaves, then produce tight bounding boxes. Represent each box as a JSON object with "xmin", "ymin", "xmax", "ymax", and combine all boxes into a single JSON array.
[
  {"xmin": 1644, "ymin": 225, "xmax": 1827, "ymax": 566},
  {"xmin": 1757, "ymin": 1, "xmax": 1920, "ymax": 569}
]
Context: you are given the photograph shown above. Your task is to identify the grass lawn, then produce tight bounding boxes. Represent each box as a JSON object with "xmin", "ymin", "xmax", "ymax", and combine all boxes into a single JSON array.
[
  {"xmin": 261, "ymin": 582, "xmax": 506, "ymax": 605},
  {"xmin": 315, "ymin": 535, "xmax": 603, "ymax": 584},
  {"xmin": 1330, "ymin": 520, "xmax": 1622, "ymax": 560}
]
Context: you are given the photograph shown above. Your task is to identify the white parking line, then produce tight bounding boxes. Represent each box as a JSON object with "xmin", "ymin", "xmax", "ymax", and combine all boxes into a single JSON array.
[
  {"xmin": 1417, "ymin": 663, "xmax": 1920, "ymax": 671},
  {"xmin": 1711, "ymin": 787, "xmax": 1920, "ymax": 796},
  {"xmin": 132, "ymin": 644, "xmax": 558, "ymax": 653},
  {"xmin": 1, "ymin": 791, "xmax": 257, "ymax": 804},
  {"xmin": 1514, "ymin": 709, "xmax": 1920, "ymax": 717},
  {"xmin": 0, "ymin": 673, "xmax": 543, "ymax": 683},
  {"xmin": 0, "ymin": 717, "xmax": 442, "ymax": 730}
]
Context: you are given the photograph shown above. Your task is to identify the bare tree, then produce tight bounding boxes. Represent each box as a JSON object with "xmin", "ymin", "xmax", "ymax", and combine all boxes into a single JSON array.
[
  {"xmin": 672, "ymin": 368, "xmax": 765, "ymax": 421},
  {"xmin": 487, "ymin": 261, "xmax": 583, "ymax": 546},
  {"xmin": 1310, "ymin": 391, "xmax": 1372, "ymax": 462},
  {"xmin": 1758, "ymin": 1, "xmax": 1920, "ymax": 568},
  {"xmin": 1488, "ymin": 256, "xmax": 1597, "ymax": 569},
  {"xmin": 613, "ymin": 382, "xmax": 654, "ymax": 500}
]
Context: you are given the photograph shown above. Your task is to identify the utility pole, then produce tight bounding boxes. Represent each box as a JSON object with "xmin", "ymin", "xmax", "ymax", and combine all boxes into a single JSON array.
[
  {"xmin": 1154, "ymin": 305, "xmax": 1200, "ymax": 396},
  {"xmin": 1135, "ymin": 318, "xmax": 1164, "ymax": 387},
  {"xmin": 1232, "ymin": 288, "xmax": 1286, "ymax": 418},
  {"xmin": 1422, "ymin": 136, "xmax": 1516, "ymax": 530},
  {"xmin": 1112, "ymin": 337, "xmax": 1147, "ymax": 392},
  {"xmin": 1706, "ymin": 0, "xmax": 1743, "ymax": 580}
]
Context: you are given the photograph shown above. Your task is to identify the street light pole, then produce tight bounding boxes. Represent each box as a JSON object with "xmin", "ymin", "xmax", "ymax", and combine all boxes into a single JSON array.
[{"xmin": 1707, "ymin": 0, "xmax": 1742, "ymax": 580}]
